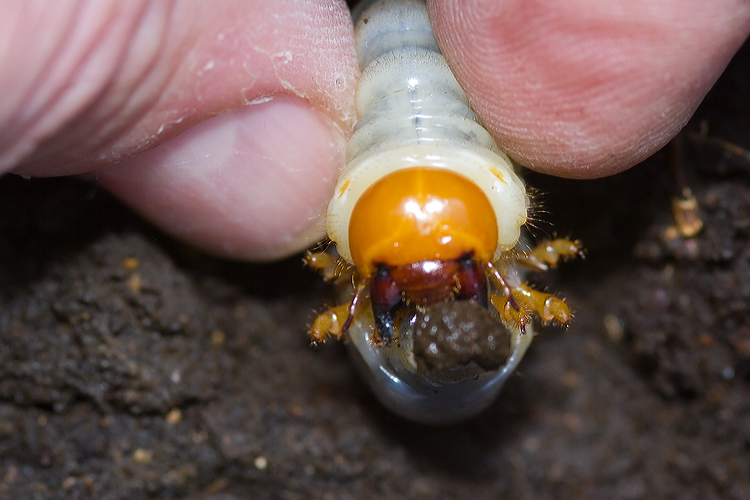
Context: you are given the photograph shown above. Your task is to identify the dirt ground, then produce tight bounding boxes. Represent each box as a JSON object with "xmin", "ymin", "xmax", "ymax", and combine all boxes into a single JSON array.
[{"xmin": 2, "ymin": 37, "xmax": 750, "ymax": 500}]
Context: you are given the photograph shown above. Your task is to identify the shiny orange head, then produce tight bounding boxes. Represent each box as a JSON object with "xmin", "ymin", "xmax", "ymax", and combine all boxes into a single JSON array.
[{"xmin": 348, "ymin": 167, "xmax": 498, "ymax": 277}]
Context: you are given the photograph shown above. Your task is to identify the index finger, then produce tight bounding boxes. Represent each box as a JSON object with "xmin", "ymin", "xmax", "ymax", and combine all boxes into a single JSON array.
[{"xmin": 428, "ymin": 0, "xmax": 750, "ymax": 178}]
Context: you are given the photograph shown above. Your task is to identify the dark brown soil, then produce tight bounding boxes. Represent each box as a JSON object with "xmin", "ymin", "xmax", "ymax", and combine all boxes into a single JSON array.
[
  {"xmin": 2, "ymin": 38, "xmax": 749, "ymax": 500},
  {"xmin": 412, "ymin": 300, "xmax": 512, "ymax": 373}
]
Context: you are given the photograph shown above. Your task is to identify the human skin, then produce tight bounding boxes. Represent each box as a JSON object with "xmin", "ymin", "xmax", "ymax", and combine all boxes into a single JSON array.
[{"xmin": 2, "ymin": 0, "xmax": 749, "ymax": 259}]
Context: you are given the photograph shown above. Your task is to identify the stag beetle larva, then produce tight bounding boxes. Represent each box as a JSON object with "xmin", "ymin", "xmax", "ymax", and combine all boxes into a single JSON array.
[{"xmin": 307, "ymin": 0, "xmax": 581, "ymax": 424}]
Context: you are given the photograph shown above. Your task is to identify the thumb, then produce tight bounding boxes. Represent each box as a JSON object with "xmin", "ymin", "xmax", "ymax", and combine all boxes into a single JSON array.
[{"xmin": 4, "ymin": 1, "xmax": 357, "ymax": 259}]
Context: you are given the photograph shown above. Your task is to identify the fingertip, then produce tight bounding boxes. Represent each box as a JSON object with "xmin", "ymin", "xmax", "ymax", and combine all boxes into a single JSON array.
[
  {"xmin": 93, "ymin": 96, "xmax": 344, "ymax": 260},
  {"xmin": 430, "ymin": 0, "xmax": 750, "ymax": 178}
]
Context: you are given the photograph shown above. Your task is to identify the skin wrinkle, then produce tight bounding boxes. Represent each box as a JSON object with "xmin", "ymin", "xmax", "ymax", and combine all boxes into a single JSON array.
[
  {"xmin": 0, "ymin": 2, "xmax": 80, "ymax": 122},
  {"xmin": 27, "ymin": 2, "xmax": 138, "ymax": 118},
  {"xmin": 7, "ymin": 1, "xmax": 174, "ymax": 174},
  {"xmin": 11, "ymin": 0, "xmax": 357, "ymax": 176},
  {"xmin": 89, "ymin": 3, "xmax": 178, "ymax": 154},
  {"xmin": 0, "ymin": 2, "xmax": 86, "ymax": 168},
  {"xmin": 38, "ymin": 2, "xmax": 171, "ymax": 171},
  {"xmin": 74, "ymin": 4, "xmax": 210, "ymax": 169}
]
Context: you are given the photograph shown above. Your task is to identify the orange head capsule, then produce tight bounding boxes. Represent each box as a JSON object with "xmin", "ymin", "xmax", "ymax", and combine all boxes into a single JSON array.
[{"xmin": 348, "ymin": 167, "xmax": 498, "ymax": 278}]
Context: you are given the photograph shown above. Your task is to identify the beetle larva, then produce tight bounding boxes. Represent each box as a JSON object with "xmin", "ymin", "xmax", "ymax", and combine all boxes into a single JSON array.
[{"xmin": 307, "ymin": 0, "xmax": 581, "ymax": 424}]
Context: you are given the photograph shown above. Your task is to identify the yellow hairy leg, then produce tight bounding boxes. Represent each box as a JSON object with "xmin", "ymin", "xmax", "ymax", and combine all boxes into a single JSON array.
[
  {"xmin": 310, "ymin": 303, "xmax": 351, "ymax": 343},
  {"xmin": 304, "ymin": 250, "xmax": 355, "ymax": 283},
  {"xmin": 517, "ymin": 238, "xmax": 583, "ymax": 271},
  {"xmin": 490, "ymin": 283, "xmax": 572, "ymax": 333},
  {"xmin": 306, "ymin": 250, "xmax": 356, "ymax": 343},
  {"xmin": 487, "ymin": 240, "xmax": 577, "ymax": 333},
  {"xmin": 306, "ymin": 252, "xmax": 367, "ymax": 344}
]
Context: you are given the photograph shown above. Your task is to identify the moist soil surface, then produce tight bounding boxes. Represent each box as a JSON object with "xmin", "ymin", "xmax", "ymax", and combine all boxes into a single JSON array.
[{"xmin": 2, "ymin": 39, "xmax": 750, "ymax": 500}]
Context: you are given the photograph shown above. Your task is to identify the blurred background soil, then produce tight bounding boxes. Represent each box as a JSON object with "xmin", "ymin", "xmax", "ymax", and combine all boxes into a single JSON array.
[{"xmin": 1, "ymin": 35, "xmax": 749, "ymax": 500}]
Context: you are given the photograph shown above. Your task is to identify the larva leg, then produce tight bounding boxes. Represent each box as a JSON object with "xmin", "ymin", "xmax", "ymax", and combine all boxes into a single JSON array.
[
  {"xmin": 309, "ymin": 279, "xmax": 367, "ymax": 344},
  {"xmin": 489, "ymin": 284, "xmax": 572, "ymax": 330},
  {"xmin": 487, "ymin": 260, "xmax": 572, "ymax": 333},
  {"xmin": 306, "ymin": 251, "xmax": 362, "ymax": 343},
  {"xmin": 305, "ymin": 250, "xmax": 356, "ymax": 283},
  {"xmin": 488, "ymin": 239, "xmax": 579, "ymax": 331},
  {"xmin": 516, "ymin": 238, "xmax": 583, "ymax": 272},
  {"xmin": 310, "ymin": 303, "xmax": 352, "ymax": 343}
]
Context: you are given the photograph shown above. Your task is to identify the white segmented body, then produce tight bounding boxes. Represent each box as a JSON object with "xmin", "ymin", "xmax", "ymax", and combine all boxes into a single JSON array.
[
  {"xmin": 327, "ymin": 0, "xmax": 527, "ymax": 265},
  {"xmin": 325, "ymin": 0, "xmax": 534, "ymax": 424}
]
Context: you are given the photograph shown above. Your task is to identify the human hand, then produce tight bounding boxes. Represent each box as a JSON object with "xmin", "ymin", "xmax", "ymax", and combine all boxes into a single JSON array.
[
  {"xmin": 2, "ymin": 0, "xmax": 359, "ymax": 260},
  {"xmin": 2, "ymin": 0, "xmax": 748, "ymax": 259}
]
